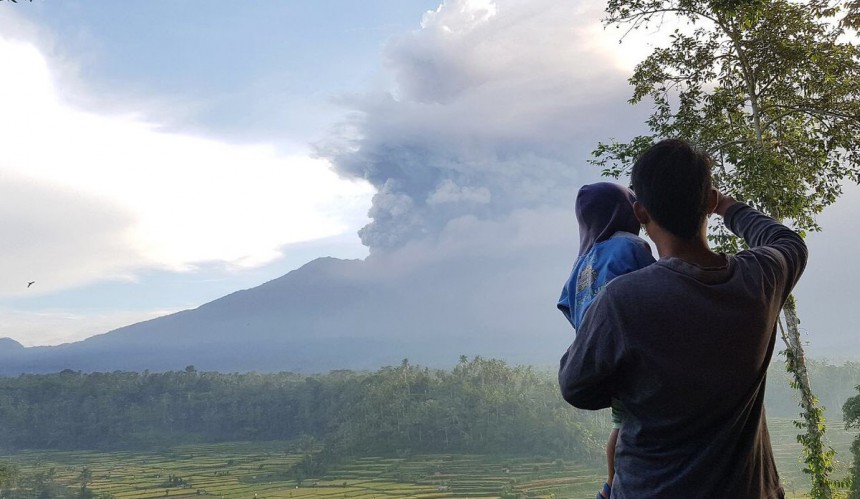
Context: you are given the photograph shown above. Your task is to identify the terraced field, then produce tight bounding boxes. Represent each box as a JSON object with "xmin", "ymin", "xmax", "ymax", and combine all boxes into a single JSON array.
[
  {"xmin": 2, "ymin": 444, "xmax": 607, "ymax": 498},
  {"xmin": 769, "ymin": 418, "xmax": 858, "ymax": 498},
  {"xmin": 1, "ymin": 417, "xmax": 856, "ymax": 498}
]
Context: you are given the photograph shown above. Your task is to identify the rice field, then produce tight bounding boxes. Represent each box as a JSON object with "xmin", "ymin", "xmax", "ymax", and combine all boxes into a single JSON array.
[
  {"xmin": 769, "ymin": 418, "xmax": 857, "ymax": 498},
  {"xmin": 1, "ymin": 418, "xmax": 856, "ymax": 498},
  {"xmin": 1, "ymin": 443, "xmax": 605, "ymax": 498}
]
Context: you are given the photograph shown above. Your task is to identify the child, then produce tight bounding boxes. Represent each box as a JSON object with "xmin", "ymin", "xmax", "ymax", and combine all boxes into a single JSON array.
[{"xmin": 557, "ymin": 182, "xmax": 655, "ymax": 499}]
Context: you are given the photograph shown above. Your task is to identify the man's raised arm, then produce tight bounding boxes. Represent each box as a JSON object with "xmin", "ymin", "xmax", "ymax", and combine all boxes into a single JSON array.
[{"xmin": 715, "ymin": 192, "xmax": 808, "ymax": 301}]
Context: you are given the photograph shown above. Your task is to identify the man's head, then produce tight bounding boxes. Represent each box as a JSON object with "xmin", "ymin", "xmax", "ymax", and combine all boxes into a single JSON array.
[{"xmin": 631, "ymin": 139, "xmax": 714, "ymax": 240}]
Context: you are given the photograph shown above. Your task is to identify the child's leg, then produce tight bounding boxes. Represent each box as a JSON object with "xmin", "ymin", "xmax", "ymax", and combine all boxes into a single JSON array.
[
  {"xmin": 601, "ymin": 402, "xmax": 623, "ymax": 498},
  {"xmin": 606, "ymin": 428, "xmax": 619, "ymax": 485}
]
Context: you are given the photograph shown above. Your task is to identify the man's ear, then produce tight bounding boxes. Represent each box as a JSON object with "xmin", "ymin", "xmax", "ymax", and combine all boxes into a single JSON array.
[
  {"xmin": 707, "ymin": 188, "xmax": 719, "ymax": 214},
  {"xmin": 633, "ymin": 201, "xmax": 650, "ymax": 225}
]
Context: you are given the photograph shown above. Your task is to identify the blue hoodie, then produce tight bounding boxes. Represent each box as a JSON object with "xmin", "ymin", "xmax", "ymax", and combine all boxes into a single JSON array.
[{"xmin": 558, "ymin": 182, "xmax": 655, "ymax": 329}]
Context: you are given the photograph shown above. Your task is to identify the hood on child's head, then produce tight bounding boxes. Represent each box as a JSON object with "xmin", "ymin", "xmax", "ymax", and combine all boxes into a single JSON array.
[{"xmin": 575, "ymin": 182, "xmax": 640, "ymax": 256}]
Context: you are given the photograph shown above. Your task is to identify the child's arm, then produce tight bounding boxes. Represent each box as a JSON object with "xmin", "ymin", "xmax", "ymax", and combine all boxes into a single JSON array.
[{"xmin": 557, "ymin": 282, "xmax": 575, "ymax": 327}]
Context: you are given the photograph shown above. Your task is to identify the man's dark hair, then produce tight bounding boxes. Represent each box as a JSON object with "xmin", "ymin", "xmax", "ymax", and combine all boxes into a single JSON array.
[{"xmin": 631, "ymin": 139, "xmax": 713, "ymax": 240}]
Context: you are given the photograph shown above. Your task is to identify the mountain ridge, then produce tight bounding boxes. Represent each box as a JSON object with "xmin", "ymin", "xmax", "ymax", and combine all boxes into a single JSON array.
[{"xmin": 0, "ymin": 253, "xmax": 573, "ymax": 375}]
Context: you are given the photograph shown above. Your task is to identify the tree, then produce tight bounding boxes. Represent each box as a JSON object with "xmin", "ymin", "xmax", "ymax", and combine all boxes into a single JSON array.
[
  {"xmin": 78, "ymin": 467, "xmax": 93, "ymax": 498},
  {"xmin": 845, "ymin": 389, "xmax": 860, "ymax": 498},
  {"xmin": 590, "ymin": 1, "xmax": 860, "ymax": 497},
  {"xmin": 845, "ymin": 1, "xmax": 860, "ymax": 28}
]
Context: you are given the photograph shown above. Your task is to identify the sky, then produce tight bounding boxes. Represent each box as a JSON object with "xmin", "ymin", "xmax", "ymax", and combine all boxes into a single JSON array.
[{"xmin": 0, "ymin": 0, "xmax": 858, "ymax": 360}]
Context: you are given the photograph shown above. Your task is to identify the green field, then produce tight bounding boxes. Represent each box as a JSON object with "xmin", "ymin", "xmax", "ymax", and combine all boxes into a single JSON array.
[
  {"xmin": 769, "ymin": 418, "xmax": 857, "ymax": 498},
  {"xmin": 1, "ymin": 418, "xmax": 856, "ymax": 498},
  {"xmin": 2, "ymin": 446, "xmax": 605, "ymax": 499}
]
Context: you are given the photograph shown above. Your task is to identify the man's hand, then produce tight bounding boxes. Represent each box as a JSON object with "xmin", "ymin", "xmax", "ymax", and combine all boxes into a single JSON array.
[{"xmin": 712, "ymin": 189, "xmax": 737, "ymax": 217}]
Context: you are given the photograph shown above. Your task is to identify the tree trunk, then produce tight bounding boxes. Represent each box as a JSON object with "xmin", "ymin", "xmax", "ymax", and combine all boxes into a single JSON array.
[{"xmin": 782, "ymin": 294, "xmax": 833, "ymax": 499}]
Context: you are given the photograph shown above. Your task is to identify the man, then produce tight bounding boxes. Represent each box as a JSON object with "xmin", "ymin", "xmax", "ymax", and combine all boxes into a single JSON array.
[{"xmin": 559, "ymin": 139, "xmax": 807, "ymax": 497}]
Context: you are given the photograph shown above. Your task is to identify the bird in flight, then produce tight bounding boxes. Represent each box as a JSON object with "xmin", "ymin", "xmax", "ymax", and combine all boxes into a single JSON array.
[{"xmin": 27, "ymin": 281, "xmax": 35, "ymax": 288}]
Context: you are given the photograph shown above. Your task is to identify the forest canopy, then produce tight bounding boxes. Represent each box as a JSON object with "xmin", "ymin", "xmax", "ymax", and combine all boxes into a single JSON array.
[{"xmin": 0, "ymin": 358, "xmax": 601, "ymax": 461}]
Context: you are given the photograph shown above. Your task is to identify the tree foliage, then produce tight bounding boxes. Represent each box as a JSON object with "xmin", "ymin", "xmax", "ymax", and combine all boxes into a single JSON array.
[
  {"xmin": 845, "ymin": 0, "xmax": 860, "ymax": 29},
  {"xmin": 590, "ymin": 1, "xmax": 860, "ymax": 496},
  {"xmin": 845, "ymin": 387, "xmax": 860, "ymax": 497},
  {"xmin": 594, "ymin": 0, "xmax": 860, "ymax": 241}
]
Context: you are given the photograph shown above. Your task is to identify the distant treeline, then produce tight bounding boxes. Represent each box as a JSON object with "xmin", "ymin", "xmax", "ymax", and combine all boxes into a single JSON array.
[
  {"xmin": 0, "ymin": 357, "xmax": 603, "ymax": 461},
  {"xmin": 0, "ymin": 355, "xmax": 857, "ymax": 460},
  {"xmin": 764, "ymin": 357, "xmax": 860, "ymax": 420}
]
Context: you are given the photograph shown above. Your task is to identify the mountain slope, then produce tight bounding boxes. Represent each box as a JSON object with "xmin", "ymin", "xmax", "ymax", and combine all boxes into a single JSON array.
[{"xmin": 0, "ymin": 253, "xmax": 574, "ymax": 375}]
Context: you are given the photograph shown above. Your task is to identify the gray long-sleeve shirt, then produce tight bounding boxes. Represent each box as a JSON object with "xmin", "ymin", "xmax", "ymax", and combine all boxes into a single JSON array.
[{"xmin": 559, "ymin": 203, "xmax": 807, "ymax": 498}]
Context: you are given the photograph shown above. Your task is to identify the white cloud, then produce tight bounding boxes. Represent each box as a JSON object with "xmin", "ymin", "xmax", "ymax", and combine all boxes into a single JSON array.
[
  {"xmin": 422, "ymin": 0, "xmax": 497, "ymax": 32},
  {"xmin": 0, "ymin": 36, "xmax": 373, "ymax": 298},
  {"xmin": 387, "ymin": 0, "xmax": 621, "ymax": 105},
  {"xmin": 0, "ymin": 170, "xmax": 139, "ymax": 298}
]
